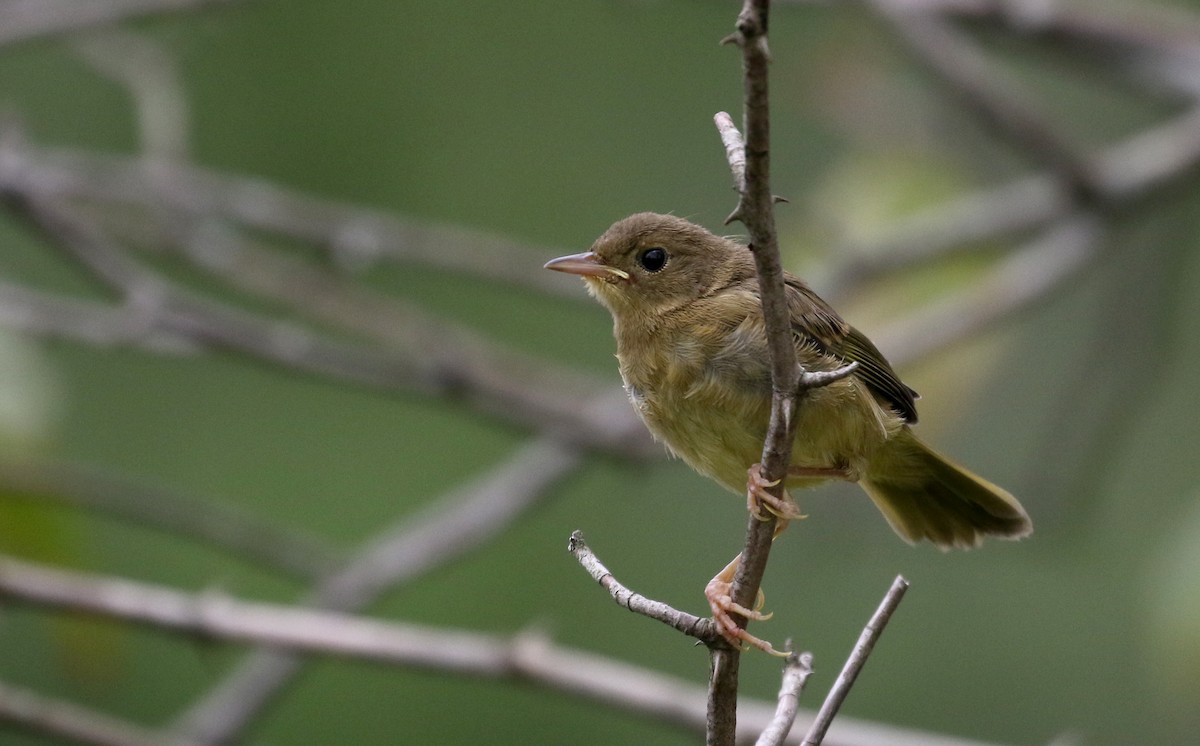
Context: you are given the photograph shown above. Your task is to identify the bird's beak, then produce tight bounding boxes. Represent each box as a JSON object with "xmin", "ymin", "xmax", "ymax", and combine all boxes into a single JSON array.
[{"xmin": 544, "ymin": 251, "xmax": 631, "ymax": 282}]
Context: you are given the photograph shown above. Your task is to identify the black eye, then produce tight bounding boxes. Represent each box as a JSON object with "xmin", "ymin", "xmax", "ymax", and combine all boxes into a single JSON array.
[{"xmin": 638, "ymin": 247, "xmax": 667, "ymax": 272}]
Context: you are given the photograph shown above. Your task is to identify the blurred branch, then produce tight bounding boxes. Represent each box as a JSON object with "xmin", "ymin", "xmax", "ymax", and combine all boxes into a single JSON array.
[
  {"xmin": 0, "ymin": 278, "xmax": 196, "ymax": 352},
  {"xmin": 567, "ymin": 530, "xmax": 721, "ymax": 644},
  {"xmin": 791, "ymin": 0, "xmax": 1200, "ymax": 66},
  {"xmin": 0, "ymin": 679, "xmax": 163, "ymax": 746},
  {"xmin": 72, "ymin": 30, "xmax": 190, "ymax": 159},
  {"xmin": 0, "ymin": 459, "xmax": 341, "ymax": 579},
  {"xmin": 0, "ymin": 140, "xmax": 580, "ymax": 298},
  {"xmin": 0, "ymin": 0, "xmax": 241, "ymax": 48},
  {"xmin": 174, "ymin": 438, "xmax": 583, "ymax": 745},
  {"xmin": 0, "ymin": 554, "xmax": 1014, "ymax": 746},
  {"xmin": 756, "ymin": 651, "xmax": 813, "ymax": 746},
  {"xmin": 870, "ymin": 4, "xmax": 1094, "ymax": 190},
  {"xmin": 0, "ymin": 194, "xmax": 649, "ymax": 456},
  {"xmin": 801, "ymin": 576, "xmax": 909, "ymax": 746},
  {"xmin": 824, "ymin": 104, "xmax": 1200, "ymax": 296},
  {"xmin": 880, "ymin": 212, "xmax": 1102, "ymax": 368}
]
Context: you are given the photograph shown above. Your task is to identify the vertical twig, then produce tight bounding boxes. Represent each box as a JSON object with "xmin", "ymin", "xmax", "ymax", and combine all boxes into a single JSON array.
[
  {"xmin": 755, "ymin": 650, "xmax": 814, "ymax": 746},
  {"xmin": 709, "ymin": 2, "xmax": 799, "ymax": 744},
  {"xmin": 802, "ymin": 576, "xmax": 910, "ymax": 746}
]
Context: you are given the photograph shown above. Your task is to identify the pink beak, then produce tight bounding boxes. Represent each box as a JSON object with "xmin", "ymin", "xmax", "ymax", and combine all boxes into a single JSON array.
[{"xmin": 544, "ymin": 251, "xmax": 631, "ymax": 281}]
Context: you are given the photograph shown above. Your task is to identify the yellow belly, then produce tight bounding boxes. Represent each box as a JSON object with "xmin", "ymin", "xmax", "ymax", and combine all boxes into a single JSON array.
[{"xmin": 626, "ymin": 367, "xmax": 903, "ymax": 496}]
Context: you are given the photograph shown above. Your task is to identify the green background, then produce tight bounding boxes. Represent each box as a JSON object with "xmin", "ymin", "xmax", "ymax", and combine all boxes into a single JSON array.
[{"xmin": 2, "ymin": 1, "xmax": 1199, "ymax": 744}]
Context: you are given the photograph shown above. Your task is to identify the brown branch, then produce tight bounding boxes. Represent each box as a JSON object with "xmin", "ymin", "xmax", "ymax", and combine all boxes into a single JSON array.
[
  {"xmin": 174, "ymin": 438, "xmax": 582, "ymax": 745},
  {"xmin": 710, "ymin": 1, "xmax": 801, "ymax": 743},
  {"xmin": 756, "ymin": 651, "xmax": 814, "ymax": 746},
  {"xmin": 567, "ymin": 531, "xmax": 721, "ymax": 644},
  {"xmin": 802, "ymin": 576, "xmax": 909, "ymax": 746}
]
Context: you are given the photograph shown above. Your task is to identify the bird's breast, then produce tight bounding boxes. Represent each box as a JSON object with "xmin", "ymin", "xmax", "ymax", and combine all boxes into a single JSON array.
[{"xmin": 616, "ymin": 335, "xmax": 773, "ymax": 493}]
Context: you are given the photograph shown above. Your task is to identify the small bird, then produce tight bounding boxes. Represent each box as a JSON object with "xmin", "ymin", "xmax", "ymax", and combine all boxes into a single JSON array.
[{"xmin": 545, "ymin": 213, "xmax": 1031, "ymax": 652}]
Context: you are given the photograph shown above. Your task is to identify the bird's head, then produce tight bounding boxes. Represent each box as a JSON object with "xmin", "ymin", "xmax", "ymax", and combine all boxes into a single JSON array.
[{"xmin": 544, "ymin": 213, "xmax": 746, "ymax": 320}]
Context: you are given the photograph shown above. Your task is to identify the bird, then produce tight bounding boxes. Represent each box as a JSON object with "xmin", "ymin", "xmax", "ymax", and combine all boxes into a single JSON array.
[{"xmin": 545, "ymin": 212, "xmax": 1031, "ymax": 652}]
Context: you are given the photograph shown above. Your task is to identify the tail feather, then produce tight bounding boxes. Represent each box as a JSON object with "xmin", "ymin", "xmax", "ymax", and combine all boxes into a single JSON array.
[{"xmin": 860, "ymin": 429, "xmax": 1031, "ymax": 549}]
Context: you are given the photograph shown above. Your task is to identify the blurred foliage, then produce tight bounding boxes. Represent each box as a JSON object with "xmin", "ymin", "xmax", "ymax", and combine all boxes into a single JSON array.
[{"xmin": 1, "ymin": 1, "xmax": 1200, "ymax": 745}]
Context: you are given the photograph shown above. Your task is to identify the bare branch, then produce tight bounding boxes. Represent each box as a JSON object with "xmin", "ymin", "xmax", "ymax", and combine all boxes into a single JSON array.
[
  {"xmin": 0, "ymin": 555, "xmax": 1011, "ymax": 746},
  {"xmin": 174, "ymin": 438, "xmax": 583, "ymax": 744},
  {"xmin": 802, "ymin": 576, "xmax": 909, "ymax": 746},
  {"xmin": 567, "ymin": 531, "xmax": 721, "ymax": 644},
  {"xmin": 0, "ymin": 141, "xmax": 580, "ymax": 299},
  {"xmin": 870, "ymin": 3, "xmax": 1094, "ymax": 190},
  {"xmin": 2, "ymin": 195, "xmax": 650, "ymax": 457},
  {"xmin": 1091, "ymin": 104, "xmax": 1200, "ymax": 200},
  {"xmin": 756, "ymin": 651, "xmax": 814, "ymax": 746},
  {"xmin": 0, "ymin": 458, "xmax": 341, "ymax": 580},
  {"xmin": 824, "ymin": 105, "xmax": 1200, "ymax": 297},
  {"xmin": 0, "ymin": 0, "xmax": 242, "ymax": 48},
  {"xmin": 821, "ymin": 174, "xmax": 1068, "ymax": 298},
  {"xmin": 710, "ymin": 2, "xmax": 805, "ymax": 742},
  {"xmin": 880, "ymin": 212, "xmax": 1101, "ymax": 369},
  {"xmin": 715, "ymin": 111, "xmax": 748, "ymax": 194},
  {"xmin": 0, "ymin": 679, "xmax": 164, "ymax": 746},
  {"xmin": 798, "ymin": 360, "xmax": 858, "ymax": 391},
  {"xmin": 788, "ymin": 0, "xmax": 1200, "ymax": 68},
  {"xmin": 72, "ymin": 30, "xmax": 190, "ymax": 159},
  {"xmin": 0, "ymin": 278, "xmax": 196, "ymax": 352}
]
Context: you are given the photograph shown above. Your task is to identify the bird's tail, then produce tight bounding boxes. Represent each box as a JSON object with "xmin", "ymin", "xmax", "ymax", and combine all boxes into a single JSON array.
[{"xmin": 860, "ymin": 428, "xmax": 1031, "ymax": 549}]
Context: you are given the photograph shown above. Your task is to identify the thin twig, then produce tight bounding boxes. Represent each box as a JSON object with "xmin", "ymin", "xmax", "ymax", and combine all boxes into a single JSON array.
[
  {"xmin": 710, "ymin": 1, "xmax": 801, "ymax": 743},
  {"xmin": 756, "ymin": 651, "xmax": 814, "ymax": 746},
  {"xmin": 173, "ymin": 438, "xmax": 582, "ymax": 745},
  {"xmin": 0, "ymin": 678, "xmax": 165, "ymax": 746},
  {"xmin": 0, "ymin": 459, "xmax": 341, "ymax": 580},
  {"xmin": 567, "ymin": 531, "xmax": 720, "ymax": 644},
  {"xmin": 715, "ymin": 111, "xmax": 747, "ymax": 193},
  {"xmin": 802, "ymin": 576, "xmax": 910, "ymax": 746}
]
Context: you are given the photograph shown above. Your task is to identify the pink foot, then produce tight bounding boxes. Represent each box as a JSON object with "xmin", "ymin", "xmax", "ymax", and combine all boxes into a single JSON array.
[
  {"xmin": 746, "ymin": 464, "xmax": 805, "ymax": 521},
  {"xmin": 704, "ymin": 576, "xmax": 785, "ymax": 655}
]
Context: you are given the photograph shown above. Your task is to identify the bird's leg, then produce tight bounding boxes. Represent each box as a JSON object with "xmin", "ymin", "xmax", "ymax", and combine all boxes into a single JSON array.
[{"xmin": 704, "ymin": 519, "xmax": 791, "ymax": 656}]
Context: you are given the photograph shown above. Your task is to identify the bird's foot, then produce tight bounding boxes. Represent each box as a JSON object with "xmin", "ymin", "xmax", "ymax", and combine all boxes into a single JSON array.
[
  {"xmin": 746, "ymin": 463, "xmax": 806, "ymax": 522},
  {"xmin": 704, "ymin": 576, "xmax": 786, "ymax": 656}
]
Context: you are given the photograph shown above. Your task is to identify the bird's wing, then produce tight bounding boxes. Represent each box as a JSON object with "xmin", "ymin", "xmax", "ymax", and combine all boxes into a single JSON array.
[{"xmin": 784, "ymin": 276, "xmax": 919, "ymax": 424}]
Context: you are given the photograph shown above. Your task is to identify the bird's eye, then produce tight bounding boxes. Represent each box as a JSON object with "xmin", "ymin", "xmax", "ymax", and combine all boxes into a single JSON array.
[{"xmin": 638, "ymin": 247, "xmax": 668, "ymax": 272}]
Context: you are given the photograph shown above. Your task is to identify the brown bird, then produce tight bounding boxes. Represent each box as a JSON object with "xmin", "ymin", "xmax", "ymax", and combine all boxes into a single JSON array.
[{"xmin": 546, "ymin": 213, "xmax": 1031, "ymax": 652}]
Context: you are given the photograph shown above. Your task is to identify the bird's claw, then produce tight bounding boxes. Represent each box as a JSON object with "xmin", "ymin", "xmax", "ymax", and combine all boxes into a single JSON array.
[
  {"xmin": 746, "ymin": 463, "xmax": 805, "ymax": 521},
  {"xmin": 704, "ymin": 577, "xmax": 786, "ymax": 656}
]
